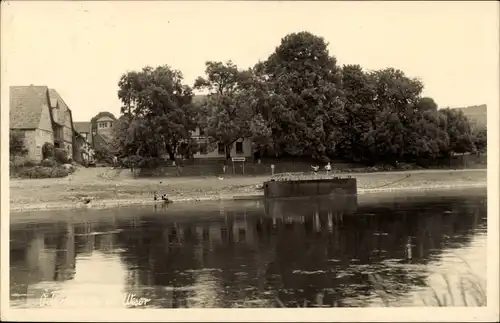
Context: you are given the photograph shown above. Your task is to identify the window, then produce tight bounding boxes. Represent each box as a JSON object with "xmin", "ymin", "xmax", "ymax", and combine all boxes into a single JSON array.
[
  {"xmin": 98, "ymin": 122, "xmax": 110, "ymax": 129},
  {"xmin": 236, "ymin": 142, "xmax": 243, "ymax": 154},
  {"xmin": 218, "ymin": 143, "xmax": 225, "ymax": 154}
]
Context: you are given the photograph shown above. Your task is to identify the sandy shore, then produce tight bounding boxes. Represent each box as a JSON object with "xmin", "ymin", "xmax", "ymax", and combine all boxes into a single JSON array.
[{"xmin": 9, "ymin": 167, "xmax": 486, "ymax": 213}]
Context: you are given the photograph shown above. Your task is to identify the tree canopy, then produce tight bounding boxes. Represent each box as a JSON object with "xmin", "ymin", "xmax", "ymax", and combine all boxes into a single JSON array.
[
  {"xmin": 255, "ymin": 32, "xmax": 346, "ymax": 159},
  {"xmin": 194, "ymin": 61, "xmax": 254, "ymax": 159},
  {"xmin": 115, "ymin": 65, "xmax": 197, "ymax": 165},
  {"xmin": 112, "ymin": 31, "xmax": 486, "ymax": 168}
]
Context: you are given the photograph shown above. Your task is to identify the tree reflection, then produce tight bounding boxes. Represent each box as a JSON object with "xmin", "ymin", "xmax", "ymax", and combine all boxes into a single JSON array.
[{"xmin": 10, "ymin": 193, "xmax": 487, "ymax": 308}]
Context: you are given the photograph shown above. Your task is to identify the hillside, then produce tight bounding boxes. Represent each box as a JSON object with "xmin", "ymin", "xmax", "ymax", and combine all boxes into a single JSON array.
[{"xmin": 454, "ymin": 104, "xmax": 487, "ymax": 128}]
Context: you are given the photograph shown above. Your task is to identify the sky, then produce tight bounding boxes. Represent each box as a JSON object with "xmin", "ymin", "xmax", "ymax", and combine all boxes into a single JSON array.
[{"xmin": 1, "ymin": 1, "xmax": 499, "ymax": 122}]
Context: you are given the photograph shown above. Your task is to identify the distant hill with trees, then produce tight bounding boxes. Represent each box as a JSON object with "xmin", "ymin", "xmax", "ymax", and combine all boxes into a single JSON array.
[{"xmin": 454, "ymin": 104, "xmax": 487, "ymax": 128}]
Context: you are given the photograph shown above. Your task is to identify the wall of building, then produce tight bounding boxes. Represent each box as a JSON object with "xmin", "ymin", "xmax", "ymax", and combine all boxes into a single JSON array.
[
  {"xmin": 193, "ymin": 138, "xmax": 252, "ymax": 159},
  {"xmin": 96, "ymin": 116, "xmax": 115, "ymax": 138},
  {"xmin": 59, "ymin": 108, "xmax": 74, "ymax": 157},
  {"xmin": 74, "ymin": 137, "xmax": 85, "ymax": 163},
  {"xmin": 191, "ymin": 127, "xmax": 253, "ymax": 159},
  {"xmin": 22, "ymin": 130, "xmax": 38, "ymax": 161},
  {"xmin": 22, "ymin": 129, "xmax": 54, "ymax": 161},
  {"xmin": 74, "ymin": 136, "xmax": 93, "ymax": 164},
  {"xmin": 36, "ymin": 129, "xmax": 55, "ymax": 160}
]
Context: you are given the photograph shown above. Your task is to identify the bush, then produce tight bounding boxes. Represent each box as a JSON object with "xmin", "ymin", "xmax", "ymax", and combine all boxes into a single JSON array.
[
  {"xmin": 40, "ymin": 158, "xmax": 57, "ymax": 167},
  {"xmin": 10, "ymin": 155, "xmax": 37, "ymax": 168},
  {"xmin": 17, "ymin": 165, "xmax": 69, "ymax": 179},
  {"xmin": 61, "ymin": 163, "xmax": 77, "ymax": 173},
  {"xmin": 54, "ymin": 148, "xmax": 69, "ymax": 164},
  {"xmin": 94, "ymin": 148, "xmax": 115, "ymax": 165},
  {"xmin": 42, "ymin": 142, "xmax": 55, "ymax": 159},
  {"xmin": 10, "ymin": 130, "xmax": 28, "ymax": 156}
]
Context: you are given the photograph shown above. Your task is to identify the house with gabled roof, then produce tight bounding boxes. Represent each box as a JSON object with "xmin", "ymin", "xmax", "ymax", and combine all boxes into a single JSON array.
[
  {"xmin": 10, "ymin": 85, "xmax": 78, "ymax": 162},
  {"xmin": 10, "ymin": 85, "xmax": 55, "ymax": 161},
  {"xmin": 73, "ymin": 121, "xmax": 92, "ymax": 145}
]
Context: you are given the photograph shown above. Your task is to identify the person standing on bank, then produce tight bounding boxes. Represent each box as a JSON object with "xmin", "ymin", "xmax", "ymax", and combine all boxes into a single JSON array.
[{"xmin": 325, "ymin": 162, "xmax": 332, "ymax": 175}]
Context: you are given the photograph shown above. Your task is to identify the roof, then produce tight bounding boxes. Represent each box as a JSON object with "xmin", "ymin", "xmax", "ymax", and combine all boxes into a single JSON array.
[
  {"xmin": 96, "ymin": 116, "xmax": 115, "ymax": 122},
  {"xmin": 48, "ymin": 89, "xmax": 70, "ymax": 110},
  {"xmin": 74, "ymin": 121, "xmax": 91, "ymax": 134},
  {"xmin": 91, "ymin": 111, "xmax": 117, "ymax": 122},
  {"xmin": 10, "ymin": 85, "xmax": 50, "ymax": 129},
  {"xmin": 99, "ymin": 133, "xmax": 113, "ymax": 144},
  {"xmin": 48, "ymin": 89, "xmax": 75, "ymax": 127},
  {"xmin": 93, "ymin": 132, "xmax": 113, "ymax": 151}
]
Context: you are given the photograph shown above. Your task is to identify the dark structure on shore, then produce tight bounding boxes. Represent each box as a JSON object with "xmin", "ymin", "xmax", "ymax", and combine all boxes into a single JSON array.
[{"xmin": 263, "ymin": 178, "xmax": 357, "ymax": 199}]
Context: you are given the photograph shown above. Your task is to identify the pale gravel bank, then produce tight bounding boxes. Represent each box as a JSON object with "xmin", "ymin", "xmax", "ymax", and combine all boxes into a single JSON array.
[{"xmin": 10, "ymin": 180, "xmax": 486, "ymax": 213}]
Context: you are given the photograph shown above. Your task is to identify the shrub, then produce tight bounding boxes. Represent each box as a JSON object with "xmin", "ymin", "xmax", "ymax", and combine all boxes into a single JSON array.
[
  {"xmin": 94, "ymin": 148, "xmax": 114, "ymax": 164},
  {"xmin": 10, "ymin": 130, "xmax": 28, "ymax": 156},
  {"xmin": 136, "ymin": 156, "xmax": 164, "ymax": 169},
  {"xmin": 42, "ymin": 142, "xmax": 55, "ymax": 159},
  {"xmin": 40, "ymin": 158, "xmax": 57, "ymax": 167},
  {"xmin": 61, "ymin": 163, "xmax": 77, "ymax": 173},
  {"xmin": 18, "ymin": 165, "xmax": 69, "ymax": 179},
  {"xmin": 10, "ymin": 155, "xmax": 37, "ymax": 168},
  {"xmin": 54, "ymin": 148, "xmax": 69, "ymax": 164}
]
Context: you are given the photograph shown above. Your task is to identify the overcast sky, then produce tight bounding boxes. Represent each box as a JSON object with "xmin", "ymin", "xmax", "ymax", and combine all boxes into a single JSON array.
[{"xmin": 2, "ymin": 1, "xmax": 498, "ymax": 122}]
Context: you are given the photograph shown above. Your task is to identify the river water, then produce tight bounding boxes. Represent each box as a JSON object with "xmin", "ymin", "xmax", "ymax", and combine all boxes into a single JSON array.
[{"xmin": 10, "ymin": 188, "xmax": 487, "ymax": 308}]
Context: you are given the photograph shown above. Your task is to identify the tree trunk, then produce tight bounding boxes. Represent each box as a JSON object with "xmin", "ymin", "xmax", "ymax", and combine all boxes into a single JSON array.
[
  {"xmin": 166, "ymin": 144, "xmax": 176, "ymax": 162},
  {"xmin": 225, "ymin": 145, "xmax": 231, "ymax": 160}
]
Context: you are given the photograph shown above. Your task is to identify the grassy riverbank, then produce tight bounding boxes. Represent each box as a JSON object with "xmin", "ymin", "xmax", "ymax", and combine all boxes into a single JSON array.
[{"xmin": 9, "ymin": 167, "xmax": 486, "ymax": 213}]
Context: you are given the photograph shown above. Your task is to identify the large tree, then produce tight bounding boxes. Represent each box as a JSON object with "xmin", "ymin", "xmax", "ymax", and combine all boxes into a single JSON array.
[
  {"xmin": 438, "ymin": 108, "xmax": 476, "ymax": 155},
  {"xmin": 257, "ymin": 31, "xmax": 346, "ymax": 159},
  {"xmin": 337, "ymin": 64, "xmax": 378, "ymax": 161},
  {"xmin": 407, "ymin": 98, "xmax": 450, "ymax": 162},
  {"xmin": 472, "ymin": 125, "xmax": 487, "ymax": 154},
  {"xmin": 194, "ymin": 61, "xmax": 254, "ymax": 159},
  {"xmin": 116, "ymin": 65, "xmax": 197, "ymax": 163}
]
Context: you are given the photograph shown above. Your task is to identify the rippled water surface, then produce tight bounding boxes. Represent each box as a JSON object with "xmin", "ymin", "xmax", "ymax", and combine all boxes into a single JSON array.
[{"xmin": 10, "ymin": 188, "xmax": 487, "ymax": 308}]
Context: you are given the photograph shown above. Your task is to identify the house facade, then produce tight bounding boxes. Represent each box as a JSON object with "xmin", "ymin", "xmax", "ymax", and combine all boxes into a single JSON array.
[
  {"xmin": 10, "ymin": 85, "xmax": 83, "ymax": 163},
  {"xmin": 191, "ymin": 94, "xmax": 253, "ymax": 159},
  {"xmin": 73, "ymin": 122, "xmax": 92, "ymax": 145},
  {"xmin": 10, "ymin": 86, "xmax": 55, "ymax": 161},
  {"xmin": 73, "ymin": 130, "xmax": 94, "ymax": 164},
  {"xmin": 190, "ymin": 127, "xmax": 253, "ymax": 159},
  {"xmin": 90, "ymin": 111, "xmax": 117, "ymax": 152},
  {"xmin": 48, "ymin": 89, "xmax": 74, "ymax": 158}
]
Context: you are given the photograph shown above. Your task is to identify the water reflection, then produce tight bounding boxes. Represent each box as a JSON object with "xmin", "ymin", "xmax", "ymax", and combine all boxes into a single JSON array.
[{"xmin": 10, "ymin": 190, "xmax": 487, "ymax": 308}]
